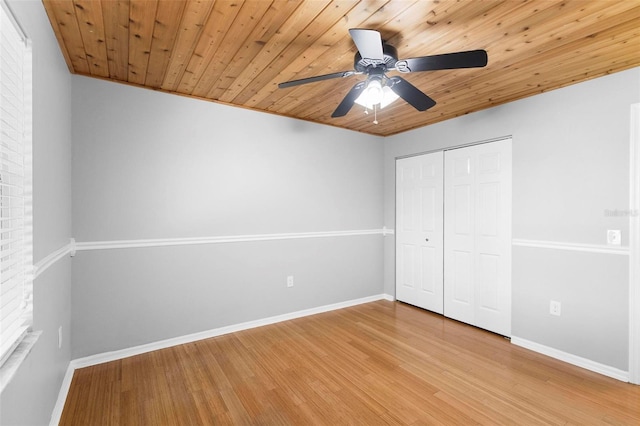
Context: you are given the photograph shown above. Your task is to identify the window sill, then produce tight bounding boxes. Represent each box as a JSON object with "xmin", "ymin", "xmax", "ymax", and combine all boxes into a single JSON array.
[{"xmin": 0, "ymin": 331, "xmax": 42, "ymax": 393}]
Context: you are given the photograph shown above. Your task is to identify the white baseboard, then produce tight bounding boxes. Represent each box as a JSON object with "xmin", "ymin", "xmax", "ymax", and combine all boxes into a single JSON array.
[
  {"xmin": 71, "ymin": 293, "xmax": 392, "ymax": 368},
  {"xmin": 49, "ymin": 294, "xmax": 394, "ymax": 425},
  {"xmin": 511, "ymin": 336, "xmax": 629, "ymax": 382},
  {"xmin": 49, "ymin": 362, "xmax": 76, "ymax": 426}
]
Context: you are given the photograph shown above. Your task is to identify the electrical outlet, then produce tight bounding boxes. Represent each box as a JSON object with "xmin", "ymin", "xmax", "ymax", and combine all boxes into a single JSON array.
[
  {"xmin": 607, "ymin": 230, "xmax": 621, "ymax": 245},
  {"xmin": 58, "ymin": 326, "xmax": 63, "ymax": 349},
  {"xmin": 287, "ymin": 276, "xmax": 294, "ymax": 288},
  {"xmin": 550, "ymin": 300, "xmax": 561, "ymax": 316}
]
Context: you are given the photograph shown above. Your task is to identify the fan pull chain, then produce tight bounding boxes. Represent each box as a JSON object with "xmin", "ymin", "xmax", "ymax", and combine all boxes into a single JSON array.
[{"xmin": 373, "ymin": 104, "xmax": 379, "ymax": 125}]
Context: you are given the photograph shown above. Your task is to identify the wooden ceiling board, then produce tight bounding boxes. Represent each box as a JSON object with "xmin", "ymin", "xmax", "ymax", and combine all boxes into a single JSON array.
[
  {"xmin": 207, "ymin": 0, "xmax": 332, "ymax": 102},
  {"xmin": 239, "ymin": 0, "xmax": 391, "ymax": 108},
  {"xmin": 145, "ymin": 0, "xmax": 186, "ymax": 88},
  {"xmin": 126, "ymin": 0, "xmax": 157, "ymax": 85},
  {"xmin": 184, "ymin": 1, "xmax": 276, "ymax": 97},
  {"xmin": 44, "ymin": 0, "xmax": 91, "ymax": 74},
  {"xmin": 160, "ymin": 0, "xmax": 216, "ymax": 92},
  {"xmin": 215, "ymin": 0, "xmax": 333, "ymax": 103},
  {"xmin": 101, "ymin": 0, "xmax": 130, "ymax": 81},
  {"xmin": 177, "ymin": 0, "xmax": 247, "ymax": 95},
  {"xmin": 41, "ymin": 0, "xmax": 640, "ymax": 137},
  {"xmin": 73, "ymin": 0, "xmax": 110, "ymax": 77}
]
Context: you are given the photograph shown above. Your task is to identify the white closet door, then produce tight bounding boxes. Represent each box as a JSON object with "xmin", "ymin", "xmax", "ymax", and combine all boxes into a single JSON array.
[
  {"xmin": 444, "ymin": 139, "xmax": 512, "ymax": 336},
  {"xmin": 396, "ymin": 152, "xmax": 444, "ymax": 314},
  {"xmin": 443, "ymin": 149, "xmax": 475, "ymax": 325}
]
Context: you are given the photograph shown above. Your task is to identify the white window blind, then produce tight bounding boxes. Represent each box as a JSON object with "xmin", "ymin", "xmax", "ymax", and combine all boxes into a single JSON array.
[{"xmin": 0, "ymin": 1, "xmax": 32, "ymax": 367}]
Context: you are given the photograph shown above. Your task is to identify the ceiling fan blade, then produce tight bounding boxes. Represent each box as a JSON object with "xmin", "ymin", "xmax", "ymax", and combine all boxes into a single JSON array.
[
  {"xmin": 401, "ymin": 50, "xmax": 488, "ymax": 72},
  {"xmin": 388, "ymin": 76, "xmax": 436, "ymax": 111},
  {"xmin": 278, "ymin": 71, "xmax": 354, "ymax": 89},
  {"xmin": 349, "ymin": 28, "xmax": 384, "ymax": 60},
  {"xmin": 331, "ymin": 81, "xmax": 367, "ymax": 118}
]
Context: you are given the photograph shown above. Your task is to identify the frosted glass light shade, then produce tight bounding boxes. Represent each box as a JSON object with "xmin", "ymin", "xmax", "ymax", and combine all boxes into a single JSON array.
[{"xmin": 354, "ymin": 82, "xmax": 399, "ymax": 110}]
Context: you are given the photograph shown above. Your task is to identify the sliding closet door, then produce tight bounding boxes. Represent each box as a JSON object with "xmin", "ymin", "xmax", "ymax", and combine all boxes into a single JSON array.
[
  {"xmin": 443, "ymin": 148, "xmax": 475, "ymax": 325},
  {"xmin": 396, "ymin": 152, "xmax": 444, "ymax": 314},
  {"xmin": 444, "ymin": 139, "xmax": 512, "ymax": 336}
]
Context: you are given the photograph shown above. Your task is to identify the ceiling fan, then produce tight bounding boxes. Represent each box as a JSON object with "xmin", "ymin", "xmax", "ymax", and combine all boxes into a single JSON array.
[{"xmin": 278, "ymin": 29, "xmax": 488, "ymax": 119}]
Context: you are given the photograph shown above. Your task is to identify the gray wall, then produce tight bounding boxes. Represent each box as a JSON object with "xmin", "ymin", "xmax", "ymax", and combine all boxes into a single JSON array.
[
  {"xmin": 72, "ymin": 237, "xmax": 382, "ymax": 356},
  {"xmin": 71, "ymin": 77, "xmax": 385, "ymax": 358},
  {"xmin": 383, "ymin": 67, "xmax": 639, "ymax": 370},
  {"xmin": 0, "ymin": 1, "xmax": 73, "ymax": 425}
]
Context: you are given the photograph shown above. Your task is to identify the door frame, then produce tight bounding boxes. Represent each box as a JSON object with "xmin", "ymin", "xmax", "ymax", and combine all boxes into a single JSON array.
[{"xmin": 630, "ymin": 103, "xmax": 640, "ymax": 385}]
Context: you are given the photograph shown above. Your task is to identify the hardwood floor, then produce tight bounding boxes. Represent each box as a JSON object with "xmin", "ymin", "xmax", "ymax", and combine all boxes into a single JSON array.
[{"xmin": 60, "ymin": 301, "xmax": 640, "ymax": 425}]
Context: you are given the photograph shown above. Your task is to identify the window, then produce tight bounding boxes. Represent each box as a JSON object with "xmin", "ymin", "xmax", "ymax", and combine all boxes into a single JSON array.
[{"xmin": 0, "ymin": 0, "xmax": 32, "ymax": 367}]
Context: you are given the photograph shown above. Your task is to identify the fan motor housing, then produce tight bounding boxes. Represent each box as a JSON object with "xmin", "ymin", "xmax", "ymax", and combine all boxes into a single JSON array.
[{"xmin": 354, "ymin": 43, "xmax": 398, "ymax": 72}]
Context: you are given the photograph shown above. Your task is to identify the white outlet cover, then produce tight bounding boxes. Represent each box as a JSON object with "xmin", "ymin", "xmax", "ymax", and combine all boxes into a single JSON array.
[{"xmin": 607, "ymin": 229, "xmax": 621, "ymax": 245}]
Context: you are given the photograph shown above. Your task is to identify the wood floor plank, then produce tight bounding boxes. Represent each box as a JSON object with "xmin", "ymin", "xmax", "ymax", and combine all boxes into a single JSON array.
[{"xmin": 60, "ymin": 301, "xmax": 640, "ymax": 425}]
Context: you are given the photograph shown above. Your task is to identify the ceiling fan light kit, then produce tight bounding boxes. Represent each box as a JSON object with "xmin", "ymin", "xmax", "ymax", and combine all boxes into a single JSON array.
[
  {"xmin": 354, "ymin": 82, "xmax": 399, "ymax": 110},
  {"xmin": 278, "ymin": 28, "xmax": 488, "ymax": 124}
]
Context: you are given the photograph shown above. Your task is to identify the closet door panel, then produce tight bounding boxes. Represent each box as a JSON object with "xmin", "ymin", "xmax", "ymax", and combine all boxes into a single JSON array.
[
  {"xmin": 444, "ymin": 149, "xmax": 475, "ymax": 323},
  {"xmin": 396, "ymin": 152, "xmax": 444, "ymax": 314},
  {"xmin": 474, "ymin": 140, "xmax": 512, "ymax": 336},
  {"xmin": 444, "ymin": 139, "xmax": 512, "ymax": 336}
]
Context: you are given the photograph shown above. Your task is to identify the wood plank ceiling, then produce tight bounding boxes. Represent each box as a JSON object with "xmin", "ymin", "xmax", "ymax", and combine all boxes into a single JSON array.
[{"xmin": 42, "ymin": 0, "xmax": 640, "ymax": 137}]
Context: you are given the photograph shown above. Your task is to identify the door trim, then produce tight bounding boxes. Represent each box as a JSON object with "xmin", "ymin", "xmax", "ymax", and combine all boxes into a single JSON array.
[
  {"xmin": 629, "ymin": 102, "xmax": 640, "ymax": 384},
  {"xmin": 395, "ymin": 135, "xmax": 513, "ymax": 161}
]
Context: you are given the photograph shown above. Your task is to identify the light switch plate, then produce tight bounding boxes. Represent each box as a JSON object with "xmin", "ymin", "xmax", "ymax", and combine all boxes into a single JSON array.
[{"xmin": 607, "ymin": 230, "xmax": 621, "ymax": 245}]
